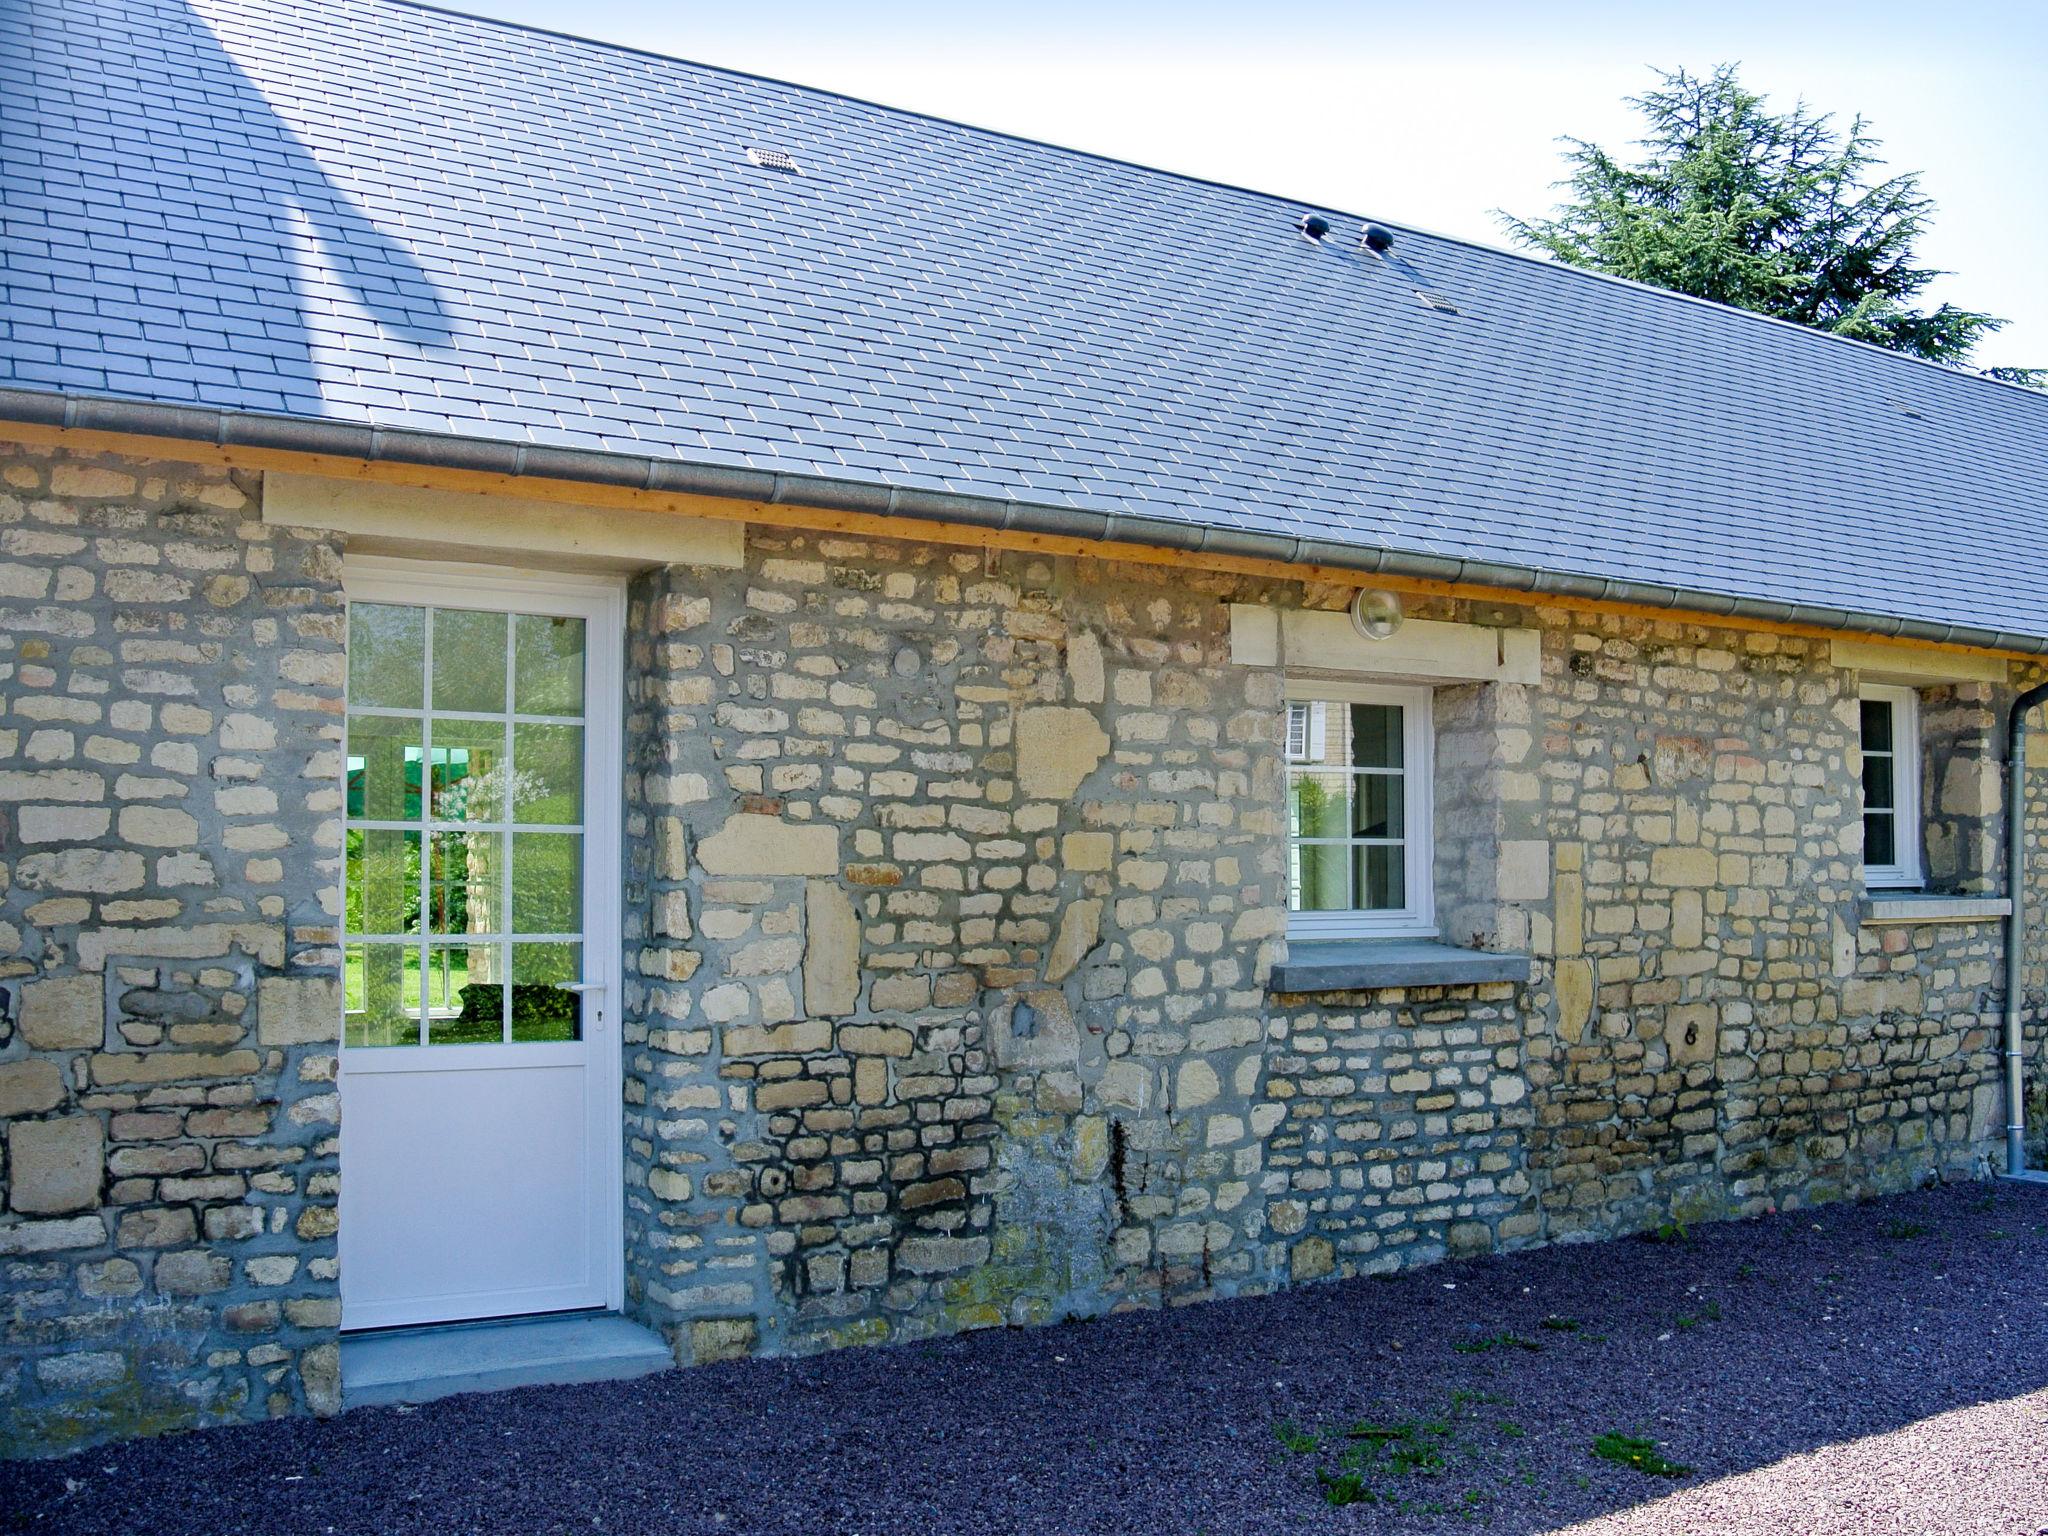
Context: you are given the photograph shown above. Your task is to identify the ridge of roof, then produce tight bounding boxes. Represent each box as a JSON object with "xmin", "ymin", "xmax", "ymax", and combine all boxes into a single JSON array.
[{"xmin": 385, "ymin": 0, "xmax": 2048, "ymax": 412}]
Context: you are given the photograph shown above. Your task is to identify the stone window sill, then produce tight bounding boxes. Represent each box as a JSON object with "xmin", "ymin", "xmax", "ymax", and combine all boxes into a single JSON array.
[
  {"xmin": 1269, "ymin": 938, "xmax": 1533, "ymax": 994},
  {"xmin": 1860, "ymin": 891, "xmax": 2011, "ymax": 925}
]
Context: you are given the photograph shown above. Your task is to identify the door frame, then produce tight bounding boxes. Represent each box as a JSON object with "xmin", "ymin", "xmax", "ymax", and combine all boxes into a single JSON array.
[{"xmin": 337, "ymin": 554, "xmax": 628, "ymax": 1328}]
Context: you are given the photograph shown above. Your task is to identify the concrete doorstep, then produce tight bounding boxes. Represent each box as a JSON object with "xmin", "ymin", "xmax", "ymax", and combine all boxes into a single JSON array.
[{"xmin": 341, "ymin": 1312, "xmax": 674, "ymax": 1409}]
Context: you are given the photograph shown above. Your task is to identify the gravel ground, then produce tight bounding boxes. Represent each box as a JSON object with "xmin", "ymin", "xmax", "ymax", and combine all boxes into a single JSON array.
[{"xmin": 7, "ymin": 1181, "xmax": 2048, "ymax": 1536}]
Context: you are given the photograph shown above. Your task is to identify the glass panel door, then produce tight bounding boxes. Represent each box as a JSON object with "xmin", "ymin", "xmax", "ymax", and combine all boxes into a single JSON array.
[{"xmin": 344, "ymin": 603, "xmax": 589, "ymax": 1046}]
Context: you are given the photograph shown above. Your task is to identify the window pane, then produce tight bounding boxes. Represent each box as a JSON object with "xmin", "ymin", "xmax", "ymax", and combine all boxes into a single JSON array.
[
  {"xmin": 431, "ymin": 720, "xmax": 509, "ymax": 823},
  {"xmin": 512, "ymin": 833, "xmax": 582, "ymax": 933},
  {"xmin": 1355, "ymin": 773, "xmax": 1405, "ymax": 840},
  {"xmin": 427, "ymin": 943, "xmax": 503, "ymax": 1044},
  {"xmin": 348, "ymin": 603, "xmax": 424, "ymax": 709},
  {"xmin": 513, "ymin": 722, "xmax": 583, "ymax": 824},
  {"xmin": 1860, "ymin": 699, "xmax": 1893, "ymax": 754},
  {"xmin": 1862, "ymin": 753, "xmax": 1895, "ymax": 813},
  {"xmin": 511, "ymin": 942, "xmax": 583, "ymax": 1041},
  {"xmin": 346, "ymin": 714, "xmax": 423, "ymax": 820},
  {"xmin": 1289, "ymin": 772, "xmax": 1354, "ymax": 840},
  {"xmin": 1865, "ymin": 811, "xmax": 1897, "ymax": 868},
  {"xmin": 345, "ymin": 943, "xmax": 422, "ymax": 1047},
  {"xmin": 1355, "ymin": 843, "xmax": 1406, "ymax": 910},
  {"xmin": 431, "ymin": 607, "xmax": 509, "ymax": 714},
  {"xmin": 1348, "ymin": 704, "xmax": 1403, "ymax": 770},
  {"xmin": 430, "ymin": 830, "xmax": 502, "ymax": 936},
  {"xmin": 346, "ymin": 828, "xmax": 419, "ymax": 937},
  {"xmin": 515, "ymin": 614, "xmax": 586, "ymax": 716},
  {"xmin": 1293, "ymin": 842, "xmax": 1353, "ymax": 912}
]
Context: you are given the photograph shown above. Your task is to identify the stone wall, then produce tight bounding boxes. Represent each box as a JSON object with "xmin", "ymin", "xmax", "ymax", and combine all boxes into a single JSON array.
[
  {"xmin": 0, "ymin": 446, "xmax": 345, "ymax": 1455},
  {"xmin": 6, "ymin": 441, "xmax": 2044, "ymax": 1456},
  {"xmin": 618, "ymin": 522, "xmax": 2045, "ymax": 1354}
]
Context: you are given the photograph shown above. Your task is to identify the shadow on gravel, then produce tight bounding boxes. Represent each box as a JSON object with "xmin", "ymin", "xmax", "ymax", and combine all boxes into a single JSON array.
[{"xmin": 5, "ymin": 1182, "xmax": 2047, "ymax": 1536}]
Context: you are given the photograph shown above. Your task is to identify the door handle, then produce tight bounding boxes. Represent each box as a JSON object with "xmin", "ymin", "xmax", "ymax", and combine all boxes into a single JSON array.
[{"xmin": 559, "ymin": 981, "xmax": 605, "ymax": 1033}]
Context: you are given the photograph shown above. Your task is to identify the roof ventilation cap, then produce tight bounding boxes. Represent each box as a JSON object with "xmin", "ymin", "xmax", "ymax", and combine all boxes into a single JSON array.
[
  {"xmin": 746, "ymin": 146, "xmax": 802, "ymax": 174},
  {"xmin": 1297, "ymin": 213, "xmax": 1332, "ymax": 241},
  {"xmin": 1361, "ymin": 223, "xmax": 1395, "ymax": 254}
]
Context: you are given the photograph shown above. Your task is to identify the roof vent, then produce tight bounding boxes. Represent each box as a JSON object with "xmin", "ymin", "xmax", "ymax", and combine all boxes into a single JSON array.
[
  {"xmin": 1414, "ymin": 289, "xmax": 1459, "ymax": 315},
  {"xmin": 746, "ymin": 146, "xmax": 802, "ymax": 174},
  {"xmin": 1361, "ymin": 223, "xmax": 1395, "ymax": 254},
  {"xmin": 1297, "ymin": 213, "xmax": 1332, "ymax": 241}
]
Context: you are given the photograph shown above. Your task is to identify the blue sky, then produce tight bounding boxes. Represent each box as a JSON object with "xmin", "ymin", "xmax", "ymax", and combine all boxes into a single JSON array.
[{"xmin": 454, "ymin": 0, "xmax": 2047, "ymax": 371}]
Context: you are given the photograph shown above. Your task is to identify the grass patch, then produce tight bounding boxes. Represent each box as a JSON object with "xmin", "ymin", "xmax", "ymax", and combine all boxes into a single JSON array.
[
  {"xmin": 1453, "ymin": 1332, "xmax": 1543, "ymax": 1355},
  {"xmin": 1316, "ymin": 1469, "xmax": 1376, "ymax": 1507},
  {"xmin": 1538, "ymin": 1314, "xmax": 1582, "ymax": 1332},
  {"xmin": 1881, "ymin": 1219, "xmax": 1931, "ymax": 1240},
  {"xmin": 1272, "ymin": 1419, "xmax": 1321, "ymax": 1455},
  {"xmin": 1591, "ymin": 1432, "xmax": 1693, "ymax": 1478},
  {"xmin": 1674, "ymin": 1300, "xmax": 1723, "ymax": 1330}
]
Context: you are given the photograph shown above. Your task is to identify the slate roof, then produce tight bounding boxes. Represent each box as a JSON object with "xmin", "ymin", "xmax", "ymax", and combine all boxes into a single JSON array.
[{"xmin": 6, "ymin": 0, "xmax": 2048, "ymax": 638}]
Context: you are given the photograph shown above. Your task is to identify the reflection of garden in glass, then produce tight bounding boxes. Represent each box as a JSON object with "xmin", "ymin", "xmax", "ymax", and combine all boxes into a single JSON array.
[
  {"xmin": 342, "ymin": 601, "xmax": 587, "ymax": 1047},
  {"xmin": 1286, "ymin": 701, "xmax": 1408, "ymax": 914}
]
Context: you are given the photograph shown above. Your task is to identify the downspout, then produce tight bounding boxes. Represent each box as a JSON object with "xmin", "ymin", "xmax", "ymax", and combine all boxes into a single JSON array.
[{"xmin": 2003, "ymin": 681, "xmax": 2048, "ymax": 1179}]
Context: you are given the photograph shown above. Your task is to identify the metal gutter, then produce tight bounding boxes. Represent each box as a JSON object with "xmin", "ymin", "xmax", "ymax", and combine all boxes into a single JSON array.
[
  {"xmin": 2003, "ymin": 681, "xmax": 2048, "ymax": 1180},
  {"xmin": 7, "ymin": 384, "xmax": 2048, "ymax": 655}
]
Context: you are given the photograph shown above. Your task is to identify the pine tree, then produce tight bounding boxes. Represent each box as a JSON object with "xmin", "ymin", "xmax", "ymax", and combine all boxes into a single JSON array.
[{"xmin": 1501, "ymin": 65, "xmax": 2016, "ymax": 371}]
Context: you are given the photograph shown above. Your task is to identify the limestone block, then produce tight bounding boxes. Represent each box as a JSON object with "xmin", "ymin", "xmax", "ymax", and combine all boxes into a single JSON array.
[
  {"xmin": 896, "ymin": 1235, "xmax": 990, "ymax": 1274},
  {"xmin": 1290, "ymin": 1236, "xmax": 1335, "ymax": 1283},
  {"xmin": 1015, "ymin": 706, "xmax": 1110, "ymax": 800},
  {"xmin": 0, "ymin": 1060, "xmax": 65, "ymax": 1117},
  {"xmin": 723, "ymin": 1019, "xmax": 831, "ymax": 1056},
  {"xmin": 690, "ymin": 1318, "xmax": 757, "ymax": 1365},
  {"xmin": 696, "ymin": 814, "xmax": 839, "ymax": 877},
  {"xmin": 7, "ymin": 1114, "xmax": 105, "ymax": 1213},
  {"xmin": 153, "ymin": 1248, "xmax": 232, "ymax": 1296},
  {"xmin": 1066, "ymin": 630, "xmax": 1105, "ymax": 704},
  {"xmin": 20, "ymin": 974, "xmax": 103, "ymax": 1050},
  {"xmin": 1176, "ymin": 1059, "xmax": 1220, "ymax": 1109},
  {"xmin": 301, "ymin": 1343, "xmax": 343, "ymax": 1417},
  {"xmin": 1649, "ymin": 847, "xmax": 1717, "ymax": 888},
  {"xmin": 870, "ymin": 975, "xmax": 932, "ymax": 1013},
  {"xmin": 117, "ymin": 806, "xmax": 199, "ymax": 847},
  {"xmin": 1555, "ymin": 959, "xmax": 1593, "ymax": 1043},
  {"xmin": 1061, "ymin": 832, "xmax": 1114, "ymax": 871},
  {"xmin": 803, "ymin": 880, "xmax": 860, "ymax": 1016},
  {"xmin": 1044, "ymin": 898, "xmax": 1102, "ymax": 984},
  {"xmin": 993, "ymin": 988, "xmax": 1078, "ymax": 1070},
  {"xmin": 257, "ymin": 976, "xmax": 341, "ymax": 1046},
  {"xmin": 1497, "ymin": 839, "xmax": 1550, "ymax": 901},
  {"xmin": 1664, "ymin": 1004, "xmax": 1718, "ymax": 1066}
]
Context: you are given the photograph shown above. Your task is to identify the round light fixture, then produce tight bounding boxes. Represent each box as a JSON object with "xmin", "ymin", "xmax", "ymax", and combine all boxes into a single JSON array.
[{"xmin": 1349, "ymin": 588, "xmax": 1403, "ymax": 641}]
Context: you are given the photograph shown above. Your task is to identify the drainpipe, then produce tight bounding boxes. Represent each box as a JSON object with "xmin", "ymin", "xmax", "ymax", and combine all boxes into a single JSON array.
[{"xmin": 2003, "ymin": 681, "xmax": 2048, "ymax": 1178}]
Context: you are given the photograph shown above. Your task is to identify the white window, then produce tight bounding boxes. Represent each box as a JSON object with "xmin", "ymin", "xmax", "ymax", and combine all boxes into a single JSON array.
[
  {"xmin": 1860, "ymin": 683, "xmax": 1922, "ymax": 888},
  {"xmin": 1284, "ymin": 681, "xmax": 1435, "ymax": 938}
]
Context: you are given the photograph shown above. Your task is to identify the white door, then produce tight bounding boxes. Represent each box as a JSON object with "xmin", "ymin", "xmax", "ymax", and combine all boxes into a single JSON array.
[{"xmin": 338, "ymin": 559, "xmax": 624, "ymax": 1331}]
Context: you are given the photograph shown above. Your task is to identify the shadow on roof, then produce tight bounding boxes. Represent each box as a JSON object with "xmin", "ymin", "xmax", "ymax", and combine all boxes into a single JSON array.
[{"xmin": 2, "ymin": 0, "xmax": 453, "ymax": 410}]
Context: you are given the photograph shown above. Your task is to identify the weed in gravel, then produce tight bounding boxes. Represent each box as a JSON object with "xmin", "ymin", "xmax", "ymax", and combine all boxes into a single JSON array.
[
  {"xmin": 1538, "ymin": 1314, "xmax": 1582, "ymax": 1332},
  {"xmin": 1453, "ymin": 1332, "xmax": 1543, "ymax": 1354},
  {"xmin": 1389, "ymin": 1442, "xmax": 1447, "ymax": 1475},
  {"xmin": 1675, "ymin": 1300, "xmax": 1723, "ymax": 1330},
  {"xmin": 1989, "ymin": 1228, "xmax": 2013, "ymax": 1241},
  {"xmin": 1498, "ymin": 1420, "xmax": 1526, "ymax": 1438},
  {"xmin": 1316, "ymin": 1469, "xmax": 1376, "ymax": 1507},
  {"xmin": 1345, "ymin": 1421, "xmax": 1414, "ymax": 1444},
  {"xmin": 1643, "ymin": 1219, "xmax": 1690, "ymax": 1244},
  {"xmin": 1882, "ymin": 1219, "xmax": 1932, "ymax": 1239},
  {"xmin": 1590, "ymin": 1432, "xmax": 1694, "ymax": 1478},
  {"xmin": 1272, "ymin": 1419, "xmax": 1321, "ymax": 1455}
]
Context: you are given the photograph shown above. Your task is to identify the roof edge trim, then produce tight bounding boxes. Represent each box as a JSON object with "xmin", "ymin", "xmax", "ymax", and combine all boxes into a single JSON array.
[{"xmin": 4, "ymin": 386, "xmax": 2042, "ymax": 655}]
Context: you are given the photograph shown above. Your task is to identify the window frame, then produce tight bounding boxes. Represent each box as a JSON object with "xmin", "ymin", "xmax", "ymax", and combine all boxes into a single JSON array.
[
  {"xmin": 1282, "ymin": 679, "xmax": 1437, "ymax": 940},
  {"xmin": 1859, "ymin": 682, "xmax": 1923, "ymax": 890}
]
